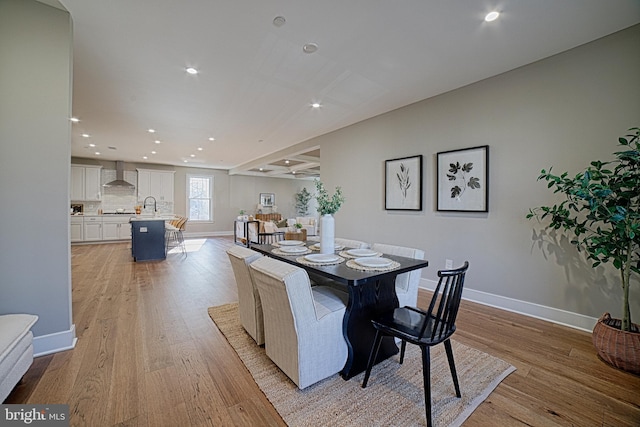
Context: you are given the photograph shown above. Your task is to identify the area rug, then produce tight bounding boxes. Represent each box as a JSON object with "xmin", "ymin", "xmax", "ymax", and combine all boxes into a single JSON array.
[{"xmin": 208, "ymin": 303, "xmax": 515, "ymax": 427}]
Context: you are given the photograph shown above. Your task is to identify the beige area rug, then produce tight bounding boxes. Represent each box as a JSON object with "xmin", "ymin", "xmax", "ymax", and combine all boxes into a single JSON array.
[{"xmin": 208, "ymin": 303, "xmax": 515, "ymax": 427}]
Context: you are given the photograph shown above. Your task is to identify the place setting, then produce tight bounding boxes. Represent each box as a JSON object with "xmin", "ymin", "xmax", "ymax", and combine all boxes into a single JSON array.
[
  {"xmin": 296, "ymin": 253, "xmax": 345, "ymax": 266},
  {"xmin": 308, "ymin": 242, "xmax": 345, "ymax": 252},
  {"xmin": 271, "ymin": 240, "xmax": 311, "ymax": 256},
  {"xmin": 338, "ymin": 248, "xmax": 382, "ymax": 259},
  {"xmin": 346, "ymin": 255, "xmax": 400, "ymax": 272}
]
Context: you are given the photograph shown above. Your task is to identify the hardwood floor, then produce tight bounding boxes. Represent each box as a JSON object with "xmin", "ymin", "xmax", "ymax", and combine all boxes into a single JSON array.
[{"xmin": 6, "ymin": 237, "xmax": 640, "ymax": 426}]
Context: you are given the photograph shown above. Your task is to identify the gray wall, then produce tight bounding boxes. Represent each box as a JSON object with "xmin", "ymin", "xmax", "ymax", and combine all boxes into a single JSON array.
[
  {"xmin": 310, "ymin": 24, "xmax": 640, "ymax": 329},
  {"xmin": 0, "ymin": 0, "xmax": 74, "ymax": 351}
]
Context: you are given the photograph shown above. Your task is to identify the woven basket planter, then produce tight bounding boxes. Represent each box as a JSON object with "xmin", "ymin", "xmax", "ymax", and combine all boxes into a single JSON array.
[{"xmin": 592, "ymin": 313, "xmax": 640, "ymax": 374}]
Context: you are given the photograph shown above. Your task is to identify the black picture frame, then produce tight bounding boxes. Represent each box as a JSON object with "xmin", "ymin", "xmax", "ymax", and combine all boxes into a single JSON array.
[
  {"xmin": 437, "ymin": 145, "xmax": 489, "ymax": 212},
  {"xmin": 385, "ymin": 155, "xmax": 423, "ymax": 211}
]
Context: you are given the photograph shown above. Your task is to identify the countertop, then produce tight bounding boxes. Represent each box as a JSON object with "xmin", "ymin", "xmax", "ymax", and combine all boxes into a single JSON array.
[
  {"xmin": 72, "ymin": 213, "xmax": 176, "ymax": 221},
  {"xmin": 129, "ymin": 216, "xmax": 174, "ymax": 222}
]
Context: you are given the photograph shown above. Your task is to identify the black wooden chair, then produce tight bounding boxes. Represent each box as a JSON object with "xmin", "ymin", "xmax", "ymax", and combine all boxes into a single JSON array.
[{"xmin": 362, "ymin": 261, "xmax": 469, "ymax": 427}]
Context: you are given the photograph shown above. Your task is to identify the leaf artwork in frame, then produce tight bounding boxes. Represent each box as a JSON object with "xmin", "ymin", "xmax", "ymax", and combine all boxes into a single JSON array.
[
  {"xmin": 385, "ymin": 155, "xmax": 422, "ymax": 211},
  {"xmin": 437, "ymin": 146, "xmax": 489, "ymax": 212}
]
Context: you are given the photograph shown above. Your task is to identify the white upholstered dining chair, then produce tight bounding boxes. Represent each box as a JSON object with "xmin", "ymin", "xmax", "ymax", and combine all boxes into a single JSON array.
[
  {"xmin": 249, "ymin": 256, "xmax": 349, "ymax": 389},
  {"xmin": 334, "ymin": 237, "xmax": 369, "ymax": 249},
  {"xmin": 226, "ymin": 245, "xmax": 265, "ymax": 345},
  {"xmin": 371, "ymin": 243, "xmax": 425, "ymax": 308}
]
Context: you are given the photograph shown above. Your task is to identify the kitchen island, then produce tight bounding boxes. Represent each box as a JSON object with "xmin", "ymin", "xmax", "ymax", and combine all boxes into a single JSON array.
[{"xmin": 130, "ymin": 217, "xmax": 166, "ymax": 261}]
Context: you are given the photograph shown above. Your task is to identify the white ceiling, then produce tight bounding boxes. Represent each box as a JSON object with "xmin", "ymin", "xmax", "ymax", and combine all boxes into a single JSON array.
[{"xmin": 59, "ymin": 0, "xmax": 640, "ymax": 177}]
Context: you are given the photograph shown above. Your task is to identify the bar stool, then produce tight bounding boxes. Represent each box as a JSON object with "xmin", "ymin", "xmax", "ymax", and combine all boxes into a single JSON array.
[{"xmin": 165, "ymin": 216, "xmax": 188, "ymax": 256}]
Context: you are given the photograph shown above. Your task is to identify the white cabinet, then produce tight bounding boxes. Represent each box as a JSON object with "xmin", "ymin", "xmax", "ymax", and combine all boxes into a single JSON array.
[
  {"xmin": 84, "ymin": 167, "xmax": 102, "ymax": 201},
  {"xmin": 137, "ymin": 169, "xmax": 174, "ymax": 203},
  {"xmin": 70, "ymin": 165, "xmax": 102, "ymax": 201},
  {"xmin": 83, "ymin": 216, "xmax": 103, "ymax": 241},
  {"xmin": 70, "ymin": 166, "xmax": 85, "ymax": 201},
  {"xmin": 70, "ymin": 216, "xmax": 84, "ymax": 242},
  {"xmin": 102, "ymin": 217, "xmax": 132, "ymax": 240}
]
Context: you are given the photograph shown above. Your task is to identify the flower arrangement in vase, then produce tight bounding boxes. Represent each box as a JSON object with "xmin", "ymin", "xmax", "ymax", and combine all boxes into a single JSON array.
[{"xmin": 315, "ymin": 180, "xmax": 345, "ymax": 254}]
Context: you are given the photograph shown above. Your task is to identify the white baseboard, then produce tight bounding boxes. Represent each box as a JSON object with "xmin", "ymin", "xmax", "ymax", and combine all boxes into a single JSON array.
[
  {"xmin": 33, "ymin": 324, "xmax": 77, "ymax": 357},
  {"xmin": 420, "ymin": 279, "xmax": 597, "ymax": 333}
]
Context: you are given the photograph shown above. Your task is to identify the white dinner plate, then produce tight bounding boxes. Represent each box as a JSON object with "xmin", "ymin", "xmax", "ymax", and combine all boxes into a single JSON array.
[
  {"xmin": 310, "ymin": 243, "xmax": 344, "ymax": 251},
  {"xmin": 354, "ymin": 257, "xmax": 393, "ymax": 268},
  {"xmin": 279, "ymin": 240, "xmax": 304, "ymax": 246},
  {"xmin": 279, "ymin": 245, "xmax": 308, "ymax": 254},
  {"xmin": 346, "ymin": 248, "xmax": 378, "ymax": 257},
  {"xmin": 305, "ymin": 254, "xmax": 340, "ymax": 264}
]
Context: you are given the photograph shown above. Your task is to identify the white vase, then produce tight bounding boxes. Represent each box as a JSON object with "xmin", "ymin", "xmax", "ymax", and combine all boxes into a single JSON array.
[{"xmin": 320, "ymin": 214, "xmax": 335, "ymax": 254}]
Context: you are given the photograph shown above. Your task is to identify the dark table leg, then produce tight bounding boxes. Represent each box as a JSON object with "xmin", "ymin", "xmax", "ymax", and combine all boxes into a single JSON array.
[{"xmin": 341, "ymin": 276, "xmax": 399, "ymax": 380}]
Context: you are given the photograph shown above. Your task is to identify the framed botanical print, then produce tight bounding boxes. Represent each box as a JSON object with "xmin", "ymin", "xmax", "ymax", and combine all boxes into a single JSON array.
[
  {"xmin": 385, "ymin": 155, "xmax": 422, "ymax": 211},
  {"xmin": 259, "ymin": 193, "xmax": 275, "ymax": 207},
  {"xmin": 437, "ymin": 145, "xmax": 489, "ymax": 212}
]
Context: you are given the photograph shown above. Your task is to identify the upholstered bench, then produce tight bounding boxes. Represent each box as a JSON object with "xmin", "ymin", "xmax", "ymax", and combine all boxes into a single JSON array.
[{"xmin": 0, "ymin": 314, "xmax": 38, "ymax": 402}]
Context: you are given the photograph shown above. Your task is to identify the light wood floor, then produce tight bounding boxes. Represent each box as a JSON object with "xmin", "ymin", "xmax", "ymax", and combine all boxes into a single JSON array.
[{"xmin": 7, "ymin": 237, "xmax": 640, "ymax": 426}]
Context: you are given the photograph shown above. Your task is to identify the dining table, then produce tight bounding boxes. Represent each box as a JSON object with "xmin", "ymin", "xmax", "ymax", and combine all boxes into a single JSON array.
[{"xmin": 250, "ymin": 241, "xmax": 429, "ymax": 380}]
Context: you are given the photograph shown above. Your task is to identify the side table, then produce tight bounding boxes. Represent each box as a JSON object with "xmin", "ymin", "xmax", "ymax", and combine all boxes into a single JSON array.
[{"xmin": 284, "ymin": 229, "xmax": 307, "ymax": 241}]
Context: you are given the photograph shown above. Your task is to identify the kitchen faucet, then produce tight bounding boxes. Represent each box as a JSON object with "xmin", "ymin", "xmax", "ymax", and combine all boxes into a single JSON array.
[{"xmin": 143, "ymin": 196, "xmax": 157, "ymax": 214}]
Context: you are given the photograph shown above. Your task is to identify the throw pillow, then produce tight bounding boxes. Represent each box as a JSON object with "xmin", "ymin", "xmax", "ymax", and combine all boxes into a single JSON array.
[{"xmin": 276, "ymin": 219, "xmax": 288, "ymax": 228}]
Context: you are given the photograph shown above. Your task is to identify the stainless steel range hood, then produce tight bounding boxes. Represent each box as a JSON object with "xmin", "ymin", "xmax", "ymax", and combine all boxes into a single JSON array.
[{"xmin": 103, "ymin": 161, "xmax": 135, "ymax": 189}]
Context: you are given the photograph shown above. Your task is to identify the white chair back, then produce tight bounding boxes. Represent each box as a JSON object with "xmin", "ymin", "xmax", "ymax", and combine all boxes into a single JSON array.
[
  {"xmin": 335, "ymin": 238, "xmax": 369, "ymax": 249},
  {"xmin": 250, "ymin": 256, "xmax": 348, "ymax": 389},
  {"xmin": 371, "ymin": 243, "xmax": 425, "ymax": 308},
  {"xmin": 227, "ymin": 245, "xmax": 264, "ymax": 344}
]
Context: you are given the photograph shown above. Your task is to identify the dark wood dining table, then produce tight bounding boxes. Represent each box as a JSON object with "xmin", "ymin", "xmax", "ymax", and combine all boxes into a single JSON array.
[{"xmin": 250, "ymin": 242, "xmax": 429, "ymax": 380}]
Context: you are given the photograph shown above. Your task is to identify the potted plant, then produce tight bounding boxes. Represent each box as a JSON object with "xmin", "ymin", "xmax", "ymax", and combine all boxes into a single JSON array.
[
  {"xmin": 527, "ymin": 127, "xmax": 640, "ymax": 373},
  {"xmin": 315, "ymin": 180, "xmax": 345, "ymax": 254},
  {"xmin": 294, "ymin": 187, "xmax": 313, "ymax": 216}
]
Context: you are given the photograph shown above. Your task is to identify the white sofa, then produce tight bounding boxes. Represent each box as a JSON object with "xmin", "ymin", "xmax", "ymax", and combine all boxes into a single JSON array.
[
  {"xmin": 0, "ymin": 314, "xmax": 38, "ymax": 402},
  {"xmin": 295, "ymin": 217, "xmax": 318, "ymax": 236}
]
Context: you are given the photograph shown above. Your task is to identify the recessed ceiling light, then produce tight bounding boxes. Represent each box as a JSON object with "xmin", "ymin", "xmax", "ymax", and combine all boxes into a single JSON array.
[
  {"xmin": 259, "ymin": 167, "xmax": 264, "ymax": 171},
  {"xmin": 273, "ymin": 16, "xmax": 286, "ymax": 27},
  {"xmin": 292, "ymin": 171, "xmax": 296, "ymax": 174},
  {"xmin": 154, "ymin": 140, "xmax": 161, "ymax": 144},
  {"xmin": 183, "ymin": 160, "xmax": 188, "ymax": 163},
  {"xmin": 186, "ymin": 67, "xmax": 198, "ymax": 75},
  {"xmin": 190, "ymin": 154, "xmax": 195, "ymax": 158},
  {"xmin": 95, "ymin": 151, "xmax": 100, "ymax": 155},
  {"xmin": 82, "ymin": 133, "xmax": 90, "ymax": 138},
  {"xmin": 70, "ymin": 117, "xmax": 79, "ymax": 123},
  {"xmin": 88, "ymin": 143, "xmax": 96, "ymax": 147},
  {"xmin": 143, "ymin": 156, "xmax": 148, "ymax": 160},
  {"xmin": 302, "ymin": 43, "xmax": 318, "ymax": 54},
  {"xmin": 311, "ymin": 102, "xmax": 321, "ymax": 108},
  {"xmin": 151, "ymin": 151, "xmax": 157, "ymax": 154},
  {"xmin": 485, "ymin": 11, "xmax": 500, "ymax": 22},
  {"xmin": 285, "ymin": 159, "xmax": 290, "ymax": 164},
  {"xmin": 208, "ymin": 137, "xmax": 215, "ymax": 141},
  {"xmin": 148, "ymin": 128, "xmax": 155, "ymax": 133},
  {"xmin": 197, "ymin": 147, "xmax": 203, "ymax": 151}
]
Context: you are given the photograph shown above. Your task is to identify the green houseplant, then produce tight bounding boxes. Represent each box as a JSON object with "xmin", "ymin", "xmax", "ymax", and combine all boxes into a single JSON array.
[
  {"xmin": 527, "ymin": 127, "xmax": 640, "ymax": 373},
  {"xmin": 294, "ymin": 187, "xmax": 313, "ymax": 216},
  {"xmin": 314, "ymin": 180, "xmax": 345, "ymax": 254},
  {"xmin": 314, "ymin": 179, "xmax": 345, "ymax": 215}
]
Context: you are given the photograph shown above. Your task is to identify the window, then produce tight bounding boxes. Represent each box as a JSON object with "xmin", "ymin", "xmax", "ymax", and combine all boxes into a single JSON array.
[{"xmin": 187, "ymin": 175, "xmax": 213, "ymax": 222}]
